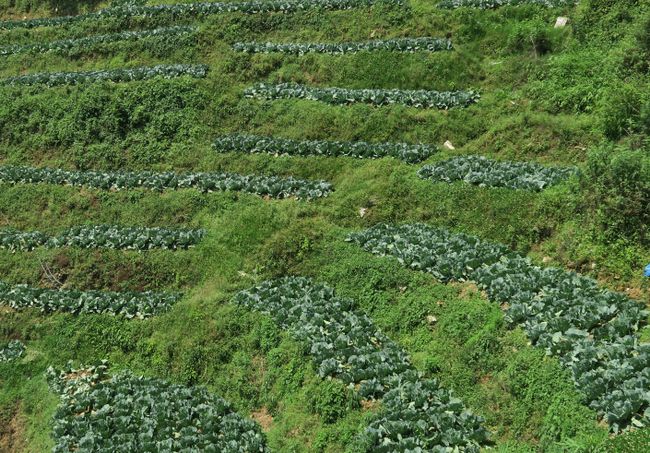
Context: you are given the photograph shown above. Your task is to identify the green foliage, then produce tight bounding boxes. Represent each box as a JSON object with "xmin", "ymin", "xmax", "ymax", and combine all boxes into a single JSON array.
[
  {"xmin": 597, "ymin": 427, "xmax": 650, "ymax": 452},
  {"xmin": 234, "ymin": 277, "xmax": 488, "ymax": 451},
  {"xmin": 0, "ymin": 0, "xmax": 101, "ymax": 15},
  {"xmin": 0, "ymin": 25, "xmax": 197, "ymax": 57},
  {"xmin": 349, "ymin": 223, "xmax": 650, "ymax": 431},
  {"xmin": 46, "ymin": 361, "xmax": 269, "ymax": 452},
  {"xmin": 324, "ymin": 259, "xmax": 604, "ymax": 449},
  {"xmin": 418, "ymin": 155, "xmax": 577, "ymax": 191},
  {"xmin": 0, "ymin": 78, "xmax": 206, "ymax": 165},
  {"xmin": 358, "ymin": 371, "xmax": 488, "ymax": 452},
  {"xmin": 0, "ymin": 339, "xmax": 24, "ymax": 362},
  {"xmin": 234, "ymin": 37, "xmax": 453, "ymax": 54},
  {"xmin": 234, "ymin": 276, "xmax": 412, "ymax": 398},
  {"xmin": 214, "ymin": 133, "xmax": 438, "ymax": 163},
  {"xmin": 506, "ymin": 18, "xmax": 555, "ymax": 55},
  {"xmin": 245, "ymin": 82, "xmax": 480, "ymax": 109},
  {"xmin": 499, "ymin": 350, "xmax": 604, "ymax": 449},
  {"xmin": 0, "ymin": 0, "xmax": 406, "ymax": 30},
  {"xmin": 527, "ymin": 50, "xmax": 614, "ymax": 113},
  {"xmin": 307, "ymin": 379, "xmax": 360, "ymax": 423},
  {"xmin": 636, "ymin": 12, "xmax": 650, "ymax": 55},
  {"xmin": 573, "ymin": 0, "xmax": 642, "ymax": 43},
  {"xmin": 0, "ymin": 64, "xmax": 209, "ymax": 87},
  {"xmin": 0, "ymin": 0, "xmax": 648, "ymax": 450},
  {"xmin": 0, "ymin": 281, "xmax": 180, "ymax": 318},
  {"xmin": 599, "ymin": 84, "xmax": 650, "ymax": 140},
  {"xmin": 0, "ymin": 165, "xmax": 333, "ymax": 199},
  {"xmin": 0, "ymin": 225, "xmax": 206, "ymax": 251},
  {"xmin": 580, "ymin": 147, "xmax": 650, "ymax": 245},
  {"xmin": 438, "ymin": 0, "xmax": 576, "ymax": 8}
]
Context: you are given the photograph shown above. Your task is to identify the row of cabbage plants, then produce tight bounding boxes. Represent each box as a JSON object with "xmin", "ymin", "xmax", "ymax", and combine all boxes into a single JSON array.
[
  {"xmin": 213, "ymin": 133, "xmax": 438, "ymax": 163},
  {"xmin": 0, "ymin": 0, "xmax": 405, "ymax": 30},
  {"xmin": 233, "ymin": 37, "xmax": 452, "ymax": 55},
  {"xmin": 0, "ymin": 165, "xmax": 332, "ymax": 199},
  {"xmin": 0, "ymin": 339, "xmax": 25, "ymax": 362},
  {"xmin": 0, "ymin": 281, "xmax": 180, "ymax": 318},
  {"xmin": 0, "ymin": 225, "xmax": 205, "ymax": 252},
  {"xmin": 46, "ymin": 361, "xmax": 268, "ymax": 452},
  {"xmin": 0, "ymin": 26, "xmax": 197, "ymax": 57},
  {"xmin": 418, "ymin": 155, "xmax": 577, "ymax": 191},
  {"xmin": 348, "ymin": 223, "xmax": 650, "ymax": 431},
  {"xmin": 244, "ymin": 82, "xmax": 480, "ymax": 109},
  {"xmin": 234, "ymin": 276, "xmax": 488, "ymax": 451},
  {"xmin": 0, "ymin": 64, "xmax": 208, "ymax": 87},
  {"xmin": 437, "ymin": 0, "xmax": 576, "ymax": 8}
]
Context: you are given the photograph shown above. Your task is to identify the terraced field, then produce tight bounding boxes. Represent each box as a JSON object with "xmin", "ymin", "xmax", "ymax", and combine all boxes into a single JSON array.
[{"xmin": 0, "ymin": 0, "xmax": 649, "ymax": 451}]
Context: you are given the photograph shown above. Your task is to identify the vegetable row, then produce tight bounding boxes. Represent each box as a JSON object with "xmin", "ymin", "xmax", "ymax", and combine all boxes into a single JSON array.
[
  {"xmin": 0, "ymin": 64, "xmax": 208, "ymax": 87},
  {"xmin": 0, "ymin": 339, "xmax": 25, "ymax": 362},
  {"xmin": 233, "ymin": 37, "xmax": 452, "ymax": 55},
  {"xmin": 418, "ymin": 155, "xmax": 577, "ymax": 191},
  {"xmin": 438, "ymin": 0, "xmax": 576, "ymax": 8},
  {"xmin": 47, "ymin": 362, "xmax": 268, "ymax": 452},
  {"xmin": 0, "ymin": 26, "xmax": 197, "ymax": 57},
  {"xmin": 213, "ymin": 133, "xmax": 438, "ymax": 163},
  {"xmin": 234, "ymin": 276, "xmax": 488, "ymax": 451},
  {"xmin": 348, "ymin": 223, "xmax": 650, "ymax": 432},
  {"xmin": 244, "ymin": 82, "xmax": 480, "ymax": 109},
  {"xmin": 0, "ymin": 225, "xmax": 205, "ymax": 251},
  {"xmin": 0, "ymin": 165, "xmax": 332, "ymax": 199},
  {"xmin": 0, "ymin": 281, "xmax": 180, "ymax": 319},
  {"xmin": 0, "ymin": 0, "xmax": 406, "ymax": 30}
]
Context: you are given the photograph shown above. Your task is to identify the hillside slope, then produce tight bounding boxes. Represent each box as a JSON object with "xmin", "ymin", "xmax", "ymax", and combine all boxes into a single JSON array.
[{"xmin": 0, "ymin": 0, "xmax": 648, "ymax": 451}]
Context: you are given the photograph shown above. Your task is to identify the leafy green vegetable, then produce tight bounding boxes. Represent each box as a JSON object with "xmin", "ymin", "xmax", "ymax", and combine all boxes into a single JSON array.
[
  {"xmin": 46, "ymin": 362, "xmax": 268, "ymax": 452},
  {"xmin": 0, "ymin": 64, "xmax": 209, "ymax": 87},
  {"xmin": 0, "ymin": 225, "xmax": 205, "ymax": 251},
  {"xmin": 0, "ymin": 0, "xmax": 406, "ymax": 30},
  {"xmin": 0, "ymin": 165, "xmax": 332, "ymax": 199},
  {"xmin": 348, "ymin": 223, "xmax": 650, "ymax": 431},
  {"xmin": 0, "ymin": 339, "xmax": 25, "ymax": 362},
  {"xmin": 418, "ymin": 155, "xmax": 577, "ymax": 191},
  {"xmin": 233, "ymin": 37, "xmax": 452, "ymax": 54},
  {"xmin": 244, "ymin": 82, "xmax": 480, "ymax": 109},
  {"xmin": 234, "ymin": 277, "xmax": 488, "ymax": 450},
  {"xmin": 438, "ymin": 0, "xmax": 576, "ymax": 9},
  {"xmin": 359, "ymin": 370, "xmax": 487, "ymax": 452},
  {"xmin": 213, "ymin": 133, "xmax": 438, "ymax": 163},
  {"xmin": 0, "ymin": 282, "xmax": 180, "ymax": 318},
  {"xmin": 0, "ymin": 26, "xmax": 197, "ymax": 57}
]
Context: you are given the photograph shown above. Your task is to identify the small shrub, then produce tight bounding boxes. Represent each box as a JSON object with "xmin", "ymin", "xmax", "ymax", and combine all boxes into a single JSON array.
[
  {"xmin": 506, "ymin": 19, "xmax": 554, "ymax": 56},
  {"xmin": 307, "ymin": 380, "xmax": 360, "ymax": 423},
  {"xmin": 599, "ymin": 84, "xmax": 644, "ymax": 140},
  {"xmin": 580, "ymin": 146, "xmax": 650, "ymax": 245}
]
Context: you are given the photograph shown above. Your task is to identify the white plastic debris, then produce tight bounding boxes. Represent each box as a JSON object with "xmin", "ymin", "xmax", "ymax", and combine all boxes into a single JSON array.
[{"xmin": 555, "ymin": 17, "xmax": 569, "ymax": 28}]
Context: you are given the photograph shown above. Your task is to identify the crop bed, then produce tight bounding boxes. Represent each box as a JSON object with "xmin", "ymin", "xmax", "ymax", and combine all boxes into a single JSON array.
[
  {"xmin": 0, "ymin": 26, "xmax": 197, "ymax": 57},
  {"xmin": 0, "ymin": 225, "xmax": 205, "ymax": 251},
  {"xmin": 348, "ymin": 223, "xmax": 650, "ymax": 431},
  {"xmin": 46, "ymin": 362, "xmax": 268, "ymax": 452},
  {"xmin": 418, "ymin": 155, "xmax": 577, "ymax": 191},
  {"xmin": 0, "ymin": 64, "xmax": 208, "ymax": 87},
  {"xmin": 234, "ymin": 276, "xmax": 488, "ymax": 451},
  {"xmin": 438, "ymin": 0, "xmax": 576, "ymax": 9},
  {"xmin": 0, "ymin": 339, "xmax": 25, "ymax": 362},
  {"xmin": 233, "ymin": 37, "xmax": 452, "ymax": 54},
  {"xmin": 244, "ymin": 83, "xmax": 480, "ymax": 109},
  {"xmin": 0, "ymin": 0, "xmax": 406, "ymax": 30},
  {"xmin": 213, "ymin": 134, "xmax": 437, "ymax": 163},
  {"xmin": 0, "ymin": 165, "xmax": 332, "ymax": 199},
  {"xmin": 0, "ymin": 281, "xmax": 180, "ymax": 318}
]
